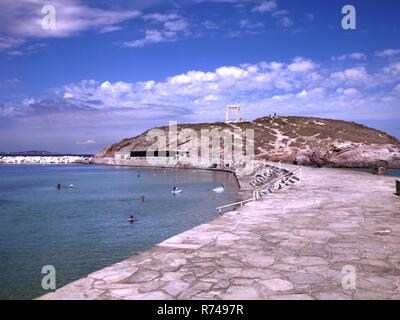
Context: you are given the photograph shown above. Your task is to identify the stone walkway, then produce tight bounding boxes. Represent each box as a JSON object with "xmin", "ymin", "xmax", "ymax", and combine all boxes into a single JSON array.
[{"xmin": 40, "ymin": 166, "xmax": 400, "ymax": 300}]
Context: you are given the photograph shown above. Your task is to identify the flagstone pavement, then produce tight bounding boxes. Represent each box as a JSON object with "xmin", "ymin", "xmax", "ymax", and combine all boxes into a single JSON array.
[{"xmin": 40, "ymin": 166, "xmax": 400, "ymax": 300}]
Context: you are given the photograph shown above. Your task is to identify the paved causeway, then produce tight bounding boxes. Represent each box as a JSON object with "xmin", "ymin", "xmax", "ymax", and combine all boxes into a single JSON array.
[{"xmin": 40, "ymin": 166, "xmax": 400, "ymax": 300}]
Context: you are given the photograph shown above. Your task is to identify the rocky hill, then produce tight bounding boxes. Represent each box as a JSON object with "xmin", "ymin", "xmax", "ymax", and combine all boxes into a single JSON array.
[{"xmin": 95, "ymin": 116, "xmax": 400, "ymax": 168}]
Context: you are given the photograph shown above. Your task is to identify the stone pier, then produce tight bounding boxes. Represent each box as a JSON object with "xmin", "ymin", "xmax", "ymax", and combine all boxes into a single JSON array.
[{"xmin": 40, "ymin": 166, "xmax": 400, "ymax": 300}]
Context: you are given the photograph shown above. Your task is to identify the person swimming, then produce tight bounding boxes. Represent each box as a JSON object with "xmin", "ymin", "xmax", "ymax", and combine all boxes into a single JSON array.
[
  {"xmin": 128, "ymin": 215, "xmax": 136, "ymax": 223},
  {"xmin": 139, "ymin": 195, "xmax": 145, "ymax": 203},
  {"xmin": 171, "ymin": 186, "xmax": 183, "ymax": 194},
  {"xmin": 213, "ymin": 185, "xmax": 225, "ymax": 193}
]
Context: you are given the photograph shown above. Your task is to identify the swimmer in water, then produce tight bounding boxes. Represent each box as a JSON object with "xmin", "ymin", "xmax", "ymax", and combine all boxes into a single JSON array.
[
  {"xmin": 128, "ymin": 215, "xmax": 135, "ymax": 223},
  {"xmin": 213, "ymin": 185, "xmax": 225, "ymax": 193},
  {"xmin": 140, "ymin": 195, "xmax": 145, "ymax": 203}
]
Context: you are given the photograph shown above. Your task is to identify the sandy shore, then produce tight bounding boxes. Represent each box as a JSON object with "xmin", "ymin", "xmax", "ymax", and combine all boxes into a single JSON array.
[{"xmin": 39, "ymin": 165, "xmax": 400, "ymax": 300}]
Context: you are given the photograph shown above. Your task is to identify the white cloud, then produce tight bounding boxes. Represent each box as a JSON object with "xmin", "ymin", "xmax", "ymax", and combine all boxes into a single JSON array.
[
  {"xmin": 123, "ymin": 13, "xmax": 189, "ymax": 48},
  {"xmin": 0, "ymin": 0, "xmax": 141, "ymax": 52},
  {"xmin": 123, "ymin": 30, "xmax": 167, "ymax": 48},
  {"xmin": 194, "ymin": 94, "xmax": 219, "ymax": 104},
  {"xmin": 341, "ymin": 88, "xmax": 360, "ymax": 96},
  {"xmin": 164, "ymin": 19, "xmax": 189, "ymax": 32},
  {"xmin": 76, "ymin": 139, "xmax": 96, "ymax": 145},
  {"xmin": 288, "ymin": 57, "xmax": 316, "ymax": 72},
  {"xmin": 169, "ymin": 71, "xmax": 217, "ymax": 85},
  {"xmin": 0, "ymin": 35, "xmax": 24, "ymax": 51},
  {"xmin": 100, "ymin": 81, "xmax": 132, "ymax": 93},
  {"xmin": 278, "ymin": 16, "xmax": 293, "ymax": 28},
  {"xmin": 297, "ymin": 90, "xmax": 308, "ymax": 97},
  {"xmin": 204, "ymin": 95, "xmax": 218, "ymax": 101},
  {"xmin": 143, "ymin": 13, "xmax": 181, "ymax": 23},
  {"xmin": 6, "ymin": 50, "xmax": 23, "ymax": 56},
  {"xmin": 202, "ymin": 20, "xmax": 219, "ymax": 30},
  {"xmin": 251, "ymin": 1, "xmax": 294, "ymax": 28},
  {"xmin": 9, "ymin": 54, "xmax": 400, "ymax": 124},
  {"xmin": 272, "ymin": 10, "xmax": 289, "ymax": 18},
  {"xmin": 330, "ymin": 66, "xmax": 372, "ymax": 86},
  {"xmin": 348, "ymin": 53, "xmax": 366, "ymax": 60},
  {"xmin": 375, "ymin": 49, "xmax": 400, "ymax": 58},
  {"xmin": 268, "ymin": 62, "xmax": 284, "ymax": 70},
  {"xmin": 252, "ymin": 1, "xmax": 277, "ymax": 13},
  {"xmin": 99, "ymin": 25, "xmax": 123, "ymax": 34},
  {"xmin": 22, "ymin": 98, "xmax": 36, "ymax": 106},
  {"xmin": 239, "ymin": 19, "xmax": 264, "ymax": 29},
  {"xmin": 332, "ymin": 52, "xmax": 367, "ymax": 61},
  {"xmin": 383, "ymin": 62, "xmax": 400, "ymax": 75},
  {"xmin": 215, "ymin": 66, "xmax": 248, "ymax": 78}
]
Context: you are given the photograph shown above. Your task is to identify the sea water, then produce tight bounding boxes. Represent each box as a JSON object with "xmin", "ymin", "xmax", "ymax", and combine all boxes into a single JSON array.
[
  {"xmin": 389, "ymin": 169, "xmax": 400, "ymax": 177},
  {"xmin": 0, "ymin": 165, "xmax": 240, "ymax": 300},
  {"xmin": 349, "ymin": 168, "xmax": 400, "ymax": 177}
]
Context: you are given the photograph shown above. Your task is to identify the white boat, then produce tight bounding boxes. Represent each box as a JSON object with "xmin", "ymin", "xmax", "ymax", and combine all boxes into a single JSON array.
[
  {"xmin": 213, "ymin": 187, "xmax": 225, "ymax": 193},
  {"xmin": 171, "ymin": 189, "xmax": 183, "ymax": 194}
]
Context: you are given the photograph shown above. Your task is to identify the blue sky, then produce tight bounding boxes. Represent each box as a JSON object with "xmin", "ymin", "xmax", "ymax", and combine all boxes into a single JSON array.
[{"xmin": 0, "ymin": 0, "xmax": 399, "ymax": 153}]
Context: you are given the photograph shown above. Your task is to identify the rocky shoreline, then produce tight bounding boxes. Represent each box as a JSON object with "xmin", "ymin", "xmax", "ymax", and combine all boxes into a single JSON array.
[{"xmin": 94, "ymin": 116, "xmax": 400, "ymax": 169}]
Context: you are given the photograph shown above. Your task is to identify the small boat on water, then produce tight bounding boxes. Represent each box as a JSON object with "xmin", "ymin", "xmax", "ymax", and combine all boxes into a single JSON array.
[{"xmin": 171, "ymin": 189, "xmax": 183, "ymax": 194}]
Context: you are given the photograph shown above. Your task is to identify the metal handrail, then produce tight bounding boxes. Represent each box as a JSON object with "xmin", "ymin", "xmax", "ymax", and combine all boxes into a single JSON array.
[
  {"xmin": 253, "ymin": 166, "xmax": 302, "ymax": 194},
  {"xmin": 215, "ymin": 166, "xmax": 302, "ymax": 214},
  {"xmin": 253, "ymin": 167, "xmax": 301, "ymax": 200},
  {"xmin": 216, "ymin": 198, "xmax": 254, "ymax": 214}
]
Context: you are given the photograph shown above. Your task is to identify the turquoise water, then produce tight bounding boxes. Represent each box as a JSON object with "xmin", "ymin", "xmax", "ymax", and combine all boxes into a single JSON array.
[{"xmin": 0, "ymin": 165, "xmax": 240, "ymax": 300}]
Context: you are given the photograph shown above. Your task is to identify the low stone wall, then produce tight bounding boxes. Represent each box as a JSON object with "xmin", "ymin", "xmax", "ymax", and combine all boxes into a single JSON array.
[
  {"xmin": 94, "ymin": 157, "xmax": 180, "ymax": 168},
  {"xmin": 93, "ymin": 157, "xmax": 237, "ymax": 171}
]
